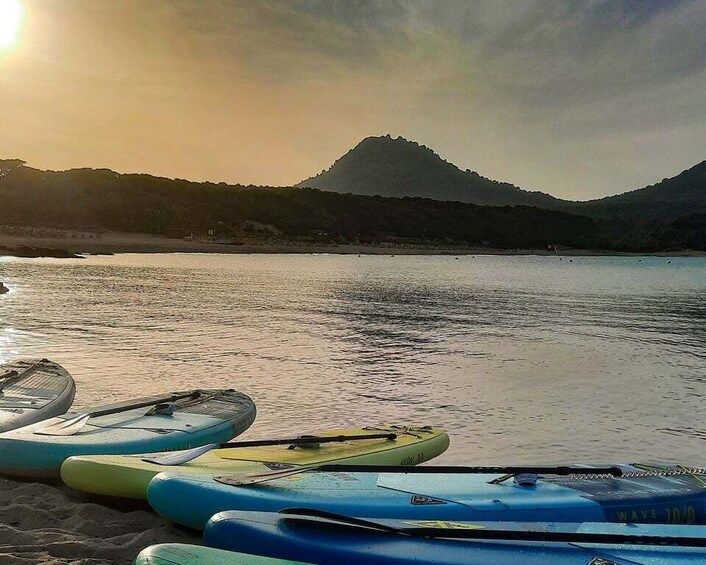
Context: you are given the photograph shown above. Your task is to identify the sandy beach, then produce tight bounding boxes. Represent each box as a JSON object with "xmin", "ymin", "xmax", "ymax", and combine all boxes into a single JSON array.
[
  {"xmin": 0, "ymin": 476, "xmax": 198, "ymax": 564},
  {"xmin": 1, "ymin": 231, "xmax": 703, "ymax": 258}
]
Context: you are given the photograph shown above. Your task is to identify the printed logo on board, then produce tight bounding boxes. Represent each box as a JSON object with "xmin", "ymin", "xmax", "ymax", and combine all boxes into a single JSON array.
[
  {"xmin": 411, "ymin": 494, "xmax": 447, "ymax": 505},
  {"xmin": 400, "ymin": 453, "xmax": 425, "ymax": 466},
  {"xmin": 264, "ymin": 462, "xmax": 296, "ymax": 471},
  {"xmin": 403, "ymin": 520, "xmax": 483, "ymax": 530}
]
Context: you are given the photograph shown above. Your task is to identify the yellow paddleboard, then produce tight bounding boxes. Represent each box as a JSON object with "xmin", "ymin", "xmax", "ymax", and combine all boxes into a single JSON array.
[{"xmin": 61, "ymin": 425, "xmax": 449, "ymax": 499}]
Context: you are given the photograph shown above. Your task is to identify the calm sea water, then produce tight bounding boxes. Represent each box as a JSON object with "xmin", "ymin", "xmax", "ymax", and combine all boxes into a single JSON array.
[{"xmin": 0, "ymin": 253, "xmax": 705, "ymax": 465}]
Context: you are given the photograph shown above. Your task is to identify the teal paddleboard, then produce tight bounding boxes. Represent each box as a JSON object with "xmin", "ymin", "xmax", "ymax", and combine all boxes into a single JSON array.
[
  {"xmin": 204, "ymin": 510, "xmax": 706, "ymax": 564},
  {"xmin": 148, "ymin": 463, "xmax": 706, "ymax": 530},
  {"xmin": 0, "ymin": 388, "xmax": 255, "ymax": 477},
  {"xmin": 134, "ymin": 543, "xmax": 310, "ymax": 564}
]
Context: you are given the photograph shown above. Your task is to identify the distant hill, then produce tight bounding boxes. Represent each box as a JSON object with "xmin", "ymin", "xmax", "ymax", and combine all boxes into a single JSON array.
[
  {"xmin": 298, "ymin": 135, "xmax": 706, "ymax": 226},
  {"xmin": 0, "ymin": 161, "xmax": 598, "ymax": 250},
  {"xmin": 562, "ymin": 161, "xmax": 706, "ymax": 251},
  {"xmin": 296, "ymin": 135, "xmax": 706, "ymax": 249},
  {"xmin": 297, "ymin": 135, "xmax": 566, "ymax": 208},
  {"xmin": 572, "ymin": 160, "xmax": 706, "ymax": 223}
]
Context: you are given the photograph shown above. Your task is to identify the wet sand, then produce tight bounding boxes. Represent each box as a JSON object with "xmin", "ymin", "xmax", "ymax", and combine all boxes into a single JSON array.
[{"xmin": 0, "ymin": 476, "xmax": 198, "ymax": 564}]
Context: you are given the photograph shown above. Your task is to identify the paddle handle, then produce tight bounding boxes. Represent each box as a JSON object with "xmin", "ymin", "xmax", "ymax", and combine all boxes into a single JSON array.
[
  {"xmin": 216, "ymin": 433, "xmax": 398, "ymax": 449},
  {"xmin": 86, "ymin": 391, "xmax": 201, "ymax": 418},
  {"xmin": 0, "ymin": 359, "xmax": 48, "ymax": 392},
  {"xmin": 0, "ymin": 370, "xmax": 18, "ymax": 381}
]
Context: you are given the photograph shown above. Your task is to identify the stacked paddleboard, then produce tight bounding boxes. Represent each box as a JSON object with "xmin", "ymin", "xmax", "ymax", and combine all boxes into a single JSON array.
[
  {"xmin": 62, "ymin": 425, "xmax": 449, "ymax": 499},
  {"xmin": 138, "ymin": 462, "xmax": 706, "ymax": 565},
  {"xmin": 0, "ymin": 388, "xmax": 256, "ymax": 477},
  {"xmin": 2, "ymin": 356, "xmax": 702, "ymax": 565},
  {"xmin": 134, "ymin": 544, "xmax": 311, "ymax": 565},
  {"xmin": 202, "ymin": 510, "xmax": 706, "ymax": 565},
  {"xmin": 0, "ymin": 358, "xmax": 75, "ymax": 432},
  {"xmin": 132, "ymin": 517, "xmax": 706, "ymax": 565},
  {"xmin": 145, "ymin": 462, "xmax": 706, "ymax": 530}
]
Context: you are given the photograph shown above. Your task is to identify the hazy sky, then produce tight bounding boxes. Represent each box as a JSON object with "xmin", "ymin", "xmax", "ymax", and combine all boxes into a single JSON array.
[{"xmin": 1, "ymin": 0, "xmax": 705, "ymax": 200}]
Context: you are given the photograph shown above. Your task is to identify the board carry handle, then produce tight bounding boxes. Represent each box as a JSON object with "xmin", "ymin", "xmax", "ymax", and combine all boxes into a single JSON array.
[
  {"xmin": 0, "ymin": 358, "xmax": 48, "ymax": 393},
  {"xmin": 215, "ymin": 464, "xmax": 623, "ymax": 487},
  {"xmin": 34, "ymin": 390, "xmax": 202, "ymax": 436},
  {"xmin": 142, "ymin": 432, "xmax": 399, "ymax": 466},
  {"xmin": 280, "ymin": 508, "xmax": 706, "ymax": 547}
]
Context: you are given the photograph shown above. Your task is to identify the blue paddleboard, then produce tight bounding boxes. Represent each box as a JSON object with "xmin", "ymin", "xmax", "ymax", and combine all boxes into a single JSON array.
[
  {"xmin": 204, "ymin": 510, "xmax": 706, "ymax": 565},
  {"xmin": 148, "ymin": 463, "xmax": 706, "ymax": 530}
]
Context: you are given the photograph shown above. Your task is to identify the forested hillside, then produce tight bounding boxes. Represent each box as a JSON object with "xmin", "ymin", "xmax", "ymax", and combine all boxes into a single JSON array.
[
  {"xmin": 0, "ymin": 160, "xmax": 595, "ymax": 249},
  {"xmin": 2, "ymin": 156, "xmax": 704, "ymax": 251}
]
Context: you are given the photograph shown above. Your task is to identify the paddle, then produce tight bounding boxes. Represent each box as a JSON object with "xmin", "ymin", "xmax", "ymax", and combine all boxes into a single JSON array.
[
  {"xmin": 215, "ymin": 464, "xmax": 623, "ymax": 486},
  {"xmin": 33, "ymin": 390, "xmax": 202, "ymax": 436},
  {"xmin": 280, "ymin": 507, "xmax": 706, "ymax": 547},
  {"xmin": 0, "ymin": 358, "xmax": 48, "ymax": 393},
  {"xmin": 143, "ymin": 432, "xmax": 400, "ymax": 466}
]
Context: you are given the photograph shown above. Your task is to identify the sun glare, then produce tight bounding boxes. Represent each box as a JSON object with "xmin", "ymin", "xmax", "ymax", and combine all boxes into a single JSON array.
[{"xmin": 0, "ymin": 0, "xmax": 23, "ymax": 51}]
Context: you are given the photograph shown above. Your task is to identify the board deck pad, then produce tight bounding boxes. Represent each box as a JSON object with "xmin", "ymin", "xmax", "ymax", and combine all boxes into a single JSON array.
[
  {"xmin": 0, "ymin": 358, "xmax": 76, "ymax": 433},
  {"xmin": 545, "ymin": 464, "xmax": 706, "ymax": 524},
  {"xmin": 87, "ymin": 390, "xmax": 255, "ymax": 432},
  {"xmin": 374, "ymin": 464, "xmax": 706, "ymax": 523}
]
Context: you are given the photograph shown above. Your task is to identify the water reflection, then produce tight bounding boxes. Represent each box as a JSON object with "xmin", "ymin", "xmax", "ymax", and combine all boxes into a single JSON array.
[{"xmin": 0, "ymin": 254, "xmax": 705, "ymax": 464}]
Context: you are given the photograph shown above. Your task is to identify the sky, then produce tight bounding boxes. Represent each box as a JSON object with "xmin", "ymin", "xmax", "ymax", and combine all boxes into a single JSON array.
[{"xmin": 0, "ymin": 0, "xmax": 705, "ymax": 200}]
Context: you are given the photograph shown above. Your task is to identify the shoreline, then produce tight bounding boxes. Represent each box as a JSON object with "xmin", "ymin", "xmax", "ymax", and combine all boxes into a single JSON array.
[{"xmin": 1, "ymin": 232, "xmax": 705, "ymax": 258}]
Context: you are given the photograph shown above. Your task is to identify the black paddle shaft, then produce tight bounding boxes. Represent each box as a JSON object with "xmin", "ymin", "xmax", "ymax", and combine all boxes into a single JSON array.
[
  {"xmin": 86, "ymin": 391, "xmax": 201, "ymax": 418},
  {"xmin": 301, "ymin": 464, "xmax": 624, "ymax": 477},
  {"xmin": 216, "ymin": 433, "xmax": 398, "ymax": 449},
  {"xmin": 281, "ymin": 508, "xmax": 706, "ymax": 547}
]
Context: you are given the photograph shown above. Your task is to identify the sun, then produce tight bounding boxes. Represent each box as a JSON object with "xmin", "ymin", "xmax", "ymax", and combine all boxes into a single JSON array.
[{"xmin": 0, "ymin": 0, "xmax": 23, "ymax": 51}]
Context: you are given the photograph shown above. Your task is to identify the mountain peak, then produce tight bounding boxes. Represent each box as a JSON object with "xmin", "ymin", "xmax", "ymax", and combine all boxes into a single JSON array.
[
  {"xmin": 357, "ymin": 134, "xmax": 433, "ymax": 150},
  {"xmin": 297, "ymin": 135, "xmax": 562, "ymax": 207}
]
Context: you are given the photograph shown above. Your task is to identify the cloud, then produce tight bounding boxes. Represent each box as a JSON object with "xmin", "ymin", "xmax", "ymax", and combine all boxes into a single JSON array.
[{"xmin": 1, "ymin": 0, "xmax": 705, "ymax": 198}]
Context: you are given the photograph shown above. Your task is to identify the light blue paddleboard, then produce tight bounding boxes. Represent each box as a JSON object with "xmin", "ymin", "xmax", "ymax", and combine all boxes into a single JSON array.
[
  {"xmin": 0, "ymin": 358, "xmax": 75, "ymax": 433},
  {"xmin": 0, "ymin": 388, "xmax": 255, "ymax": 477},
  {"xmin": 204, "ymin": 510, "xmax": 706, "ymax": 565},
  {"xmin": 148, "ymin": 463, "xmax": 706, "ymax": 530}
]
